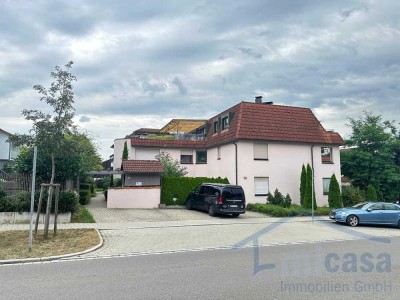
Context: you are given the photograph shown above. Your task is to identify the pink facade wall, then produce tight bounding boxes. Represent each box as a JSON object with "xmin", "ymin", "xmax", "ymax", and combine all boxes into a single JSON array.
[{"xmin": 107, "ymin": 186, "xmax": 161, "ymax": 209}]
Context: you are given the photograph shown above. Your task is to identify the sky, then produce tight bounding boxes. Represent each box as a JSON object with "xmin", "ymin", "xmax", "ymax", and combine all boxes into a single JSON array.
[{"xmin": 0, "ymin": 0, "xmax": 399, "ymax": 160}]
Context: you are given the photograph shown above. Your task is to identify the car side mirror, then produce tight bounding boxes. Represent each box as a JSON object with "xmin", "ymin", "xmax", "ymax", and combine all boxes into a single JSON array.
[{"xmin": 367, "ymin": 208, "xmax": 372, "ymax": 212}]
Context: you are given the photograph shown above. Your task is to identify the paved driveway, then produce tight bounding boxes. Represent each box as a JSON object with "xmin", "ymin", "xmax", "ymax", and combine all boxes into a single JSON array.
[{"xmin": 86, "ymin": 192, "xmax": 269, "ymax": 223}]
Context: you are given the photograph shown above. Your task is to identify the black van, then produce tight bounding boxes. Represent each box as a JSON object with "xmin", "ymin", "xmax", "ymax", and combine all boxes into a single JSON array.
[{"xmin": 186, "ymin": 183, "xmax": 246, "ymax": 217}]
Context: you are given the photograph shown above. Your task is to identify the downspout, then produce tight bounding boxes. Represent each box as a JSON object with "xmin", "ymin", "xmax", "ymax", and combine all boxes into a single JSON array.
[
  {"xmin": 233, "ymin": 142, "xmax": 238, "ymax": 185},
  {"xmin": 311, "ymin": 144, "xmax": 315, "ymax": 223}
]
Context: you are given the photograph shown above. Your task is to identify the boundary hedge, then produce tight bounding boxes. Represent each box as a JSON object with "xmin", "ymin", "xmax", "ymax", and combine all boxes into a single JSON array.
[{"xmin": 161, "ymin": 177, "xmax": 229, "ymax": 206}]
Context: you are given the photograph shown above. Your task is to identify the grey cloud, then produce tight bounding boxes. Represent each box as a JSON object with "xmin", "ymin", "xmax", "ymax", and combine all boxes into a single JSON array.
[
  {"xmin": 79, "ymin": 116, "xmax": 91, "ymax": 122},
  {"xmin": 171, "ymin": 77, "xmax": 188, "ymax": 95},
  {"xmin": 239, "ymin": 47, "xmax": 263, "ymax": 59},
  {"xmin": 139, "ymin": 79, "xmax": 167, "ymax": 96}
]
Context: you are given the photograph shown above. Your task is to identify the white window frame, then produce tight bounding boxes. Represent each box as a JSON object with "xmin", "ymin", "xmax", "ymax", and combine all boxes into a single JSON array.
[
  {"xmin": 254, "ymin": 177, "xmax": 269, "ymax": 196},
  {"xmin": 253, "ymin": 142, "xmax": 268, "ymax": 160},
  {"xmin": 321, "ymin": 147, "xmax": 333, "ymax": 163},
  {"xmin": 323, "ymin": 178, "xmax": 330, "ymax": 195}
]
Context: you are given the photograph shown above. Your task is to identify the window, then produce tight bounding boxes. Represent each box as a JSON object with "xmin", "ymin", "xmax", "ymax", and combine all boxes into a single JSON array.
[
  {"xmin": 384, "ymin": 203, "xmax": 400, "ymax": 211},
  {"xmin": 217, "ymin": 146, "xmax": 221, "ymax": 160},
  {"xmin": 180, "ymin": 150, "xmax": 193, "ymax": 164},
  {"xmin": 254, "ymin": 142, "xmax": 268, "ymax": 160},
  {"xmin": 321, "ymin": 147, "xmax": 333, "ymax": 163},
  {"xmin": 196, "ymin": 150, "xmax": 207, "ymax": 164},
  {"xmin": 222, "ymin": 116, "xmax": 229, "ymax": 130},
  {"xmin": 213, "ymin": 120, "xmax": 219, "ymax": 134},
  {"xmin": 369, "ymin": 203, "xmax": 383, "ymax": 210},
  {"xmin": 254, "ymin": 177, "xmax": 269, "ymax": 196},
  {"xmin": 323, "ymin": 178, "xmax": 330, "ymax": 195}
]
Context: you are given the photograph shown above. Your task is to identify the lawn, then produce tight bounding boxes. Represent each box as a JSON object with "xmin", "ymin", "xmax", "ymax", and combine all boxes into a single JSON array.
[{"xmin": 0, "ymin": 229, "xmax": 100, "ymax": 260}]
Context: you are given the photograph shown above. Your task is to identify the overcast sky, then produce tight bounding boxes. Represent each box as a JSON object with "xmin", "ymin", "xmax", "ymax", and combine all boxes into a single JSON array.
[{"xmin": 0, "ymin": 0, "xmax": 399, "ymax": 160}]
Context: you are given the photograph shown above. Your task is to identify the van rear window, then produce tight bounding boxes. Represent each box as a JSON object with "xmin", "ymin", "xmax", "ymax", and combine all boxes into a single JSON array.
[{"xmin": 222, "ymin": 188, "xmax": 244, "ymax": 199}]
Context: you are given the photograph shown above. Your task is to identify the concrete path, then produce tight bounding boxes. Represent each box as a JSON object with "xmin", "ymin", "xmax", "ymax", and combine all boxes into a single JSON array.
[{"xmin": 86, "ymin": 191, "xmax": 270, "ymax": 223}]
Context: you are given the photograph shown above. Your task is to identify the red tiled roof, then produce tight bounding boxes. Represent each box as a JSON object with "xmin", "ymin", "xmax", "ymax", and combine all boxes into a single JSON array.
[
  {"xmin": 121, "ymin": 160, "xmax": 164, "ymax": 173},
  {"xmin": 130, "ymin": 101, "xmax": 344, "ymax": 149}
]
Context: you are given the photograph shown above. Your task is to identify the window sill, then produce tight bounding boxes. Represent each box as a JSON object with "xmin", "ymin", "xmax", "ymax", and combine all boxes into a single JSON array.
[
  {"xmin": 217, "ymin": 158, "xmax": 221, "ymax": 160},
  {"xmin": 180, "ymin": 162, "xmax": 193, "ymax": 164},
  {"xmin": 322, "ymin": 162, "xmax": 334, "ymax": 164},
  {"xmin": 255, "ymin": 194, "xmax": 268, "ymax": 196},
  {"xmin": 254, "ymin": 158, "xmax": 269, "ymax": 161},
  {"xmin": 323, "ymin": 193, "xmax": 329, "ymax": 196},
  {"xmin": 196, "ymin": 162, "xmax": 207, "ymax": 164}
]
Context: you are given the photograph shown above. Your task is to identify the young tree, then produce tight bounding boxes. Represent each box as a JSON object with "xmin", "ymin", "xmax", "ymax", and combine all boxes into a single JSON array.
[
  {"xmin": 341, "ymin": 112, "xmax": 400, "ymax": 201},
  {"xmin": 155, "ymin": 151, "xmax": 187, "ymax": 177},
  {"xmin": 122, "ymin": 141, "xmax": 129, "ymax": 160},
  {"xmin": 328, "ymin": 174, "xmax": 342, "ymax": 208},
  {"xmin": 303, "ymin": 164, "xmax": 317, "ymax": 209},
  {"xmin": 299, "ymin": 164, "xmax": 307, "ymax": 205},
  {"xmin": 8, "ymin": 61, "xmax": 77, "ymax": 238}
]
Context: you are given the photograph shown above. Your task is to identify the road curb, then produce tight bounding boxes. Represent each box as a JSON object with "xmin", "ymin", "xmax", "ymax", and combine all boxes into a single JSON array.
[{"xmin": 0, "ymin": 228, "xmax": 104, "ymax": 265}]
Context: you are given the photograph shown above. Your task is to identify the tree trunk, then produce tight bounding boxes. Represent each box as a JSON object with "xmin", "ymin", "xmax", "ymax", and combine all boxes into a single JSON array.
[{"xmin": 44, "ymin": 153, "xmax": 56, "ymax": 239}]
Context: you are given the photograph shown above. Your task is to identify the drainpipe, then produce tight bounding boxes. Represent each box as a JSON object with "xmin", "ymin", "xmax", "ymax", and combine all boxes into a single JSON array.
[
  {"xmin": 233, "ymin": 142, "xmax": 238, "ymax": 185},
  {"xmin": 311, "ymin": 144, "xmax": 315, "ymax": 223}
]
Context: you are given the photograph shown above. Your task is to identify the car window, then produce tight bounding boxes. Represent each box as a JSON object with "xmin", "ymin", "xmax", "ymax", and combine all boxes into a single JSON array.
[
  {"xmin": 222, "ymin": 187, "xmax": 244, "ymax": 199},
  {"xmin": 384, "ymin": 203, "xmax": 400, "ymax": 210},
  {"xmin": 369, "ymin": 203, "xmax": 383, "ymax": 210},
  {"xmin": 194, "ymin": 185, "xmax": 201, "ymax": 193},
  {"xmin": 199, "ymin": 186, "xmax": 206, "ymax": 194},
  {"xmin": 353, "ymin": 203, "xmax": 367, "ymax": 209}
]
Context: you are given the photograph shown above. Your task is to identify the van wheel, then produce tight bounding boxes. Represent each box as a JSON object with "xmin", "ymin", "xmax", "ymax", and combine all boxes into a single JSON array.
[
  {"xmin": 186, "ymin": 200, "xmax": 192, "ymax": 210},
  {"xmin": 231, "ymin": 214, "xmax": 239, "ymax": 217},
  {"xmin": 208, "ymin": 205, "xmax": 216, "ymax": 217}
]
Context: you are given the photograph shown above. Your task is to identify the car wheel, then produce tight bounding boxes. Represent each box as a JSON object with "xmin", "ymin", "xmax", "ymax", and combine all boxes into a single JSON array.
[
  {"xmin": 346, "ymin": 215, "xmax": 359, "ymax": 227},
  {"xmin": 208, "ymin": 205, "xmax": 216, "ymax": 217},
  {"xmin": 232, "ymin": 214, "xmax": 240, "ymax": 217},
  {"xmin": 186, "ymin": 199, "xmax": 192, "ymax": 210}
]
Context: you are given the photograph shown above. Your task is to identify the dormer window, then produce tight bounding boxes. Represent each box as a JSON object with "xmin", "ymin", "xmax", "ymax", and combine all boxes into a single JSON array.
[
  {"xmin": 222, "ymin": 115, "xmax": 229, "ymax": 130},
  {"xmin": 213, "ymin": 119, "xmax": 219, "ymax": 134}
]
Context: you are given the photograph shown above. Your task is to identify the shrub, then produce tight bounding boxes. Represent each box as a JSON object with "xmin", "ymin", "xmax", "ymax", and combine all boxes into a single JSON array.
[
  {"xmin": 247, "ymin": 203, "xmax": 330, "ymax": 217},
  {"xmin": 161, "ymin": 176, "xmax": 229, "ymax": 205},
  {"xmin": 0, "ymin": 190, "xmax": 78, "ymax": 213},
  {"xmin": 366, "ymin": 185, "xmax": 378, "ymax": 201},
  {"xmin": 300, "ymin": 164, "xmax": 307, "ymax": 206},
  {"xmin": 104, "ymin": 190, "xmax": 108, "ymax": 201},
  {"xmin": 328, "ymin": 174, "xmax": 343, "ymax": 208},
  {"xmin": 283, "ymin": 194, "xmax": 292, "ymax": 208},
  {"xmin": 266, "ymin": 189, "xmax": 291, "ymax": 208},
  {"xmin": 79, "ymin": 190, "xmax": 91, "ymax": 205},
  {"xmin": 114, "ymin": 178, "xmax": 122, "ymax": 187},
  {"xmin": 342, "ymin": 186, "xmax": 365, "ymax": 207},
  {"xmin": 90, "ymin": 184, "xmax": 95, "ymax": 196}
]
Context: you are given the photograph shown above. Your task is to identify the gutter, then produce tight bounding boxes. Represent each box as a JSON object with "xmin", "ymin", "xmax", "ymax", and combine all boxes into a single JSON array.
[
  {"xmin": 311, "ymin": 143, "xmax": 315, "ymax": 222},
  {"xmin": 233, "ymin": 142, "xmax": 238, "ymax": 185}
]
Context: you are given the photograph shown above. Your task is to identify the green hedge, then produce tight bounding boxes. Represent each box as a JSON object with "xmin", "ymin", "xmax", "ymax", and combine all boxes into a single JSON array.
[
  {"xmin": 161, "ymin": 176, "xmax": 229, "ymax": 206},
  {"xmin": 79, "ymin": 190, "xmax": 91, "ymax": 205},
  {"xmin": 0, "ymin": 190, "xmax": 79, "ymax": 214},
  {"xmin": 246, "ymin": 203, "xmax": 331, "ymax": 217}
]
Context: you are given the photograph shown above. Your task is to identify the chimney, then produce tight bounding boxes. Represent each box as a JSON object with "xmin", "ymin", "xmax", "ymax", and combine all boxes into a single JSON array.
[{"xmin": 255, "ymin": 96, "xmax": 262, "ymax": 104}]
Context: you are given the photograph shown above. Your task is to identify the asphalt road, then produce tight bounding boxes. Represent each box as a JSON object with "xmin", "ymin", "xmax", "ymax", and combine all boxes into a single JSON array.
[{"xmin": 1, "ymin": 237, "xmax": 399, "ymax": 300}]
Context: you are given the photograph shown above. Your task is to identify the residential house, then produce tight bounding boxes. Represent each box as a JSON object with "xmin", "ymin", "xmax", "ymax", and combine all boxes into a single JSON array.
[
  {"xmin": 0, "ymin": 128, "xmax": 19, "ymax": 170},
  {"xmin": 113, "ymin": 98, "xmax": 344, "ymax": 205}
]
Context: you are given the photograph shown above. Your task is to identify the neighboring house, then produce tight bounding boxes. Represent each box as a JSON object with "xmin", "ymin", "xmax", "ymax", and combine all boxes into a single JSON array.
[
  {"xmin": 0, "ymin": 128, "xmax": 19, "ymax": 170},
  {"xmin": 113, "ymin": 97, "xmax": 344, "ymax": 206}
]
